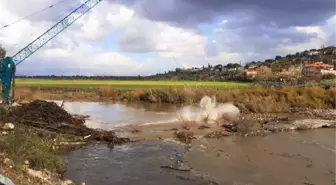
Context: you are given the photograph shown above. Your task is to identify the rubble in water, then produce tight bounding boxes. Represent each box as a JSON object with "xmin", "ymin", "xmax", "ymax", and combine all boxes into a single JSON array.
[
  {"xmin": 204, "ymin": 131, "xmax": 230, "ymax": 138},
  {"xmin": 174, "ymin": 130, "xmax": 194, "ymax": 144},
  {"xmin": 0, "ymin": 100, "xmax": 131, "ymax": 144}
]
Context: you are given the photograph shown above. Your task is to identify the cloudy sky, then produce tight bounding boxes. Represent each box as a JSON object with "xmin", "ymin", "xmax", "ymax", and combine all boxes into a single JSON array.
[{"xmin": 0, "ymin": 0, "xmax": 335, "ymax": 76}]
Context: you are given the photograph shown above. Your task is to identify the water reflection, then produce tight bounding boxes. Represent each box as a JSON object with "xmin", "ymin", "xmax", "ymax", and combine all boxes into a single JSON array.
[
  {"xmin": 65, "ymin": 141, "xmax": 201, "ymax": 185},
  {"xmin": 51, "ymin": 101, "xmax": 181, "ymax": 129}
]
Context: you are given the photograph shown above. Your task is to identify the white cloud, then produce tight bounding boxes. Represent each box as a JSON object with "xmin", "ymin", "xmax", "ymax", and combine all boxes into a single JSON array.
[
  {"xmin": 0, "ymin": 0, "xmax": 335, "ymax": 75},
  {"xmin": 219, "ymin": 20, "xmax": 228, "ymax": 25}
]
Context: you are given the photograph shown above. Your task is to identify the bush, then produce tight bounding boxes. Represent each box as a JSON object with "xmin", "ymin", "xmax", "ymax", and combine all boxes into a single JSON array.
[
  {"xmin": 98, "ymin": 86, "xmax": 118, "ymax": 99},
  {"xmin": 322, "ymin": 73, "xmax": 335, "ymax": 80}
]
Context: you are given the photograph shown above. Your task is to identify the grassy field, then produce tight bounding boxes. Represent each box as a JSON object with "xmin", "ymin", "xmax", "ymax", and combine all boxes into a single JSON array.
[{"xmin": 15, "ymin": 79, "xmax": 251, "ymax": 89}]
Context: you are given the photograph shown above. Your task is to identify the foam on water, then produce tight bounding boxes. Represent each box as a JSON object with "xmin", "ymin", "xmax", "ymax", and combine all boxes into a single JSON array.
[
  {"xmin": 176, "ymin": 95, "xmax": 241, "ymax": 124},
  {"xmin": 47, "ymin": 98, "xmax": 241, "ymax": 128}
]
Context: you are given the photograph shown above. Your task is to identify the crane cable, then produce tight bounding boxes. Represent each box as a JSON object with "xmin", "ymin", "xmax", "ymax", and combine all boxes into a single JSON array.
[
  {"xmin": 134, "ymin": 4, "xmax": 182, "ymax": 70},
  {"xmin": 5, "ymin": 1, "xmax": 82, "ymax": 55},
  {"xmin": 0, "ymin": 0, "xmax": 71, "ymax": 30},
  {"xmin": 3, "ymin": 1, "xmax": 82, "ymax": 104}
]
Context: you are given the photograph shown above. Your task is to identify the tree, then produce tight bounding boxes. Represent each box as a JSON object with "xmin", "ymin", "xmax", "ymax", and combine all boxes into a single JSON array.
[
  {"xmin": 278, "ymin": 65, "xmax": 301, "ymax": 81},
  {"xmin": 225, "ymin": 63, "xmax": 241, "ymax": 69},
  {"xmin": 0, "ymin": 44, "xmax": 5, "ymax": 59},
  {"xmin": 275, "ymin": 56, "xmax": 282, "ymax": 60},
  {"xmin": 285, "ymin": 54, "xmax": 292, "ymax": 58},
  {"xmin": 175, "ymin": 68, "xmax": 182, "ymax": 73}
]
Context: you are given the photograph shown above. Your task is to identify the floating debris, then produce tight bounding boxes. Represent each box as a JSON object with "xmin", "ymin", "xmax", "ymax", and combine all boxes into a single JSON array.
[
  {"xmin": 174, "ymin": 130, "xmax": 194, "ymax": 144},
  {"xmin": 198, "ymin": 125, "xmax": 210, "ymax": 130},
  {"xmin": 205, "ymin": 131, "xmax": 230, "ymax": 138},
  {"xmin": 222, "ymin": 123, "xmax": 238, "ymax": 132}
]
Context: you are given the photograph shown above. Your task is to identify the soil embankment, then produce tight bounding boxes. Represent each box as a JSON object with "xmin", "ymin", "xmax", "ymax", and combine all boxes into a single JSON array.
[{"xmin": 1, "ymin": 100, "xmax": 131, "ymax": 144}]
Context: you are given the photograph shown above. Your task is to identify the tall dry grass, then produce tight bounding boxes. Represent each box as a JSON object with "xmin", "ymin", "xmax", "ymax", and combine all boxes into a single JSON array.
[
  {"xmin": 13, "ymin": 85, "xmax": 335, "ymax": 113},
  {"xmin": 134, "ymin": 86, "xmax": 335, "ymax": 113}
]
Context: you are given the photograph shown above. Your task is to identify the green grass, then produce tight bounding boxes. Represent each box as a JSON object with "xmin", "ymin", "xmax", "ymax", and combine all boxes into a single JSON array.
[{"xmin": 15, "ymin": 79, "xmax": 251, "ymax": 89}]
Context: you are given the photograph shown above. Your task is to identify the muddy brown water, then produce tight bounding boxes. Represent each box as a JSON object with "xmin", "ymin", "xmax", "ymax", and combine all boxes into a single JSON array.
[
  {"xmin": 58, "ymin": 101, "xmax": 335, "ymax": 185},
  {"xmin": 188, "ymin": 129, "xmax": 335, "ymax": 185},
  {"xmin": 51, "ymin": 100, "xmax": 183, "ymax": 129}
]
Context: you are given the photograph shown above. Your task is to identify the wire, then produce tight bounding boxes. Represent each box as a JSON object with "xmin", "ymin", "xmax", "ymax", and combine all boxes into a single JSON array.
[
  {"xmin": 0, "ymin": 0, "xmax": 71, "ymax": 30},
  {"xmin": 5, "ymin": 1, "xmax": 82, "ymax": 55},
  {"xmin": 134, "ymin": 4, "xmax": 182, "ymax": 70}
]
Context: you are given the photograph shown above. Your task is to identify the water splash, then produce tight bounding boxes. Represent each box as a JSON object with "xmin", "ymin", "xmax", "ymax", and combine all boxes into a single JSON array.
[{"xmin": 177, "ymin": 96, "xmax": 241, "ymax": 124}]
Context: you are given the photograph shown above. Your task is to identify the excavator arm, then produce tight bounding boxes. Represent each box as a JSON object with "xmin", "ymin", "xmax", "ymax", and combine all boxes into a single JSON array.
[{"xmin": 0, "ymin": 0, "xmax": 101, "ymax": 104}]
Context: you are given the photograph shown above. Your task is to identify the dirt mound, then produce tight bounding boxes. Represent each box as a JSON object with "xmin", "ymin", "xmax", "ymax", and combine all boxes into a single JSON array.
[
  {"xmin": 12, "ymin": 100, "xmax": 85, "ymax": 125},
  {"xmin": 1, "ymin": 100, "xmax": 131, "ymax": 144}
]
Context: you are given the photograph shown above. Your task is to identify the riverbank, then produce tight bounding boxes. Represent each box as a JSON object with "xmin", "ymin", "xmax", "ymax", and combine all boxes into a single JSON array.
[
  {"xmin": 14, "ymin": 85, "xmax": 336, "ymax": 113},
  {"xmin": 0, "ymin": 100, "xmax": 132, "ymax": 185},
  {"xmin": 115, "ymin": 108, "xmax": 336, "ymax": 142},
  {"xmin": 0, "ymin": 124, "xmax": 81, "ymax": 185}
]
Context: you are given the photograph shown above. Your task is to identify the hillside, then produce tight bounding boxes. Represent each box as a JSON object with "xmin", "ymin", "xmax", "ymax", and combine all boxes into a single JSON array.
[
  {"xmin": 149, "ymin": 46, "xmax": 336, "ymax": 82},
  {"xmin": 2, "ymin": 45, "xmax": 335, "ymax": 82}
]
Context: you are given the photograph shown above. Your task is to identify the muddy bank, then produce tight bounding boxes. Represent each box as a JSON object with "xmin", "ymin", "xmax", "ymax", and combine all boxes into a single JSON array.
[
  {"xmin": 0, "ymin": 100, "xmax": 131, "ymax": 144},
  {"xmin": 115, "ymin": 109, "xmax": 336, "ymax": 143}
]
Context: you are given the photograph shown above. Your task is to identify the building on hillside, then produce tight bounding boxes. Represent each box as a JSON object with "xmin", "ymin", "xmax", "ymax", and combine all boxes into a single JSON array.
[
  {"xmin": 249, "ymin": 65, "xmax": 257, "ymax": 69},
  {"xmin": 191, "ymin": 67, "xmax": 201, "ymax": 72},
  {"xmin": 301, "ymin": 62, "xmax": 336, "ymax": 77},
  {"xmin": 309, "ymin": 50, "xmax": 320, "ymax": 56},
  {"xmin": 322, "ymin": 46, "xmax": 336, "ymax": 55}
]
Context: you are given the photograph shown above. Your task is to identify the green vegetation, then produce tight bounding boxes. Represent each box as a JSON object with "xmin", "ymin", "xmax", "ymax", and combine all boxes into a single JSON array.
[
  {"xmin": 319, "ymin": 79, "xmax": 336, "ymax": 89},
  {"xmin": 1, "ymin": 127, "xmax": 65, "ymax": 173},
  {"xmin": 15, "ymin": 79, "xmax": 251, "ymax": 89},
  {"xmin": 0, "ymin": 124, "xmax": 81, "ymax": 185}
]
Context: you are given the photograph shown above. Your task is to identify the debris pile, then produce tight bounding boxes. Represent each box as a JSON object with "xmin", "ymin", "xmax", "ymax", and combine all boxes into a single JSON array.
[
  {"xmin": 12, "ymin": 100, "xmax": 85, "ymax": 125},
  {"xmin": 0, "ymin": 100, "xmax": 131, "ymax": 144}
]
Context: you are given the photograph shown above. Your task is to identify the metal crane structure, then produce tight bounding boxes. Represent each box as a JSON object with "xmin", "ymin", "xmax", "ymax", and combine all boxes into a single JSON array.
[{"xmin": 0, "ymin": 0, "xmax": 101, "ymax": 105}]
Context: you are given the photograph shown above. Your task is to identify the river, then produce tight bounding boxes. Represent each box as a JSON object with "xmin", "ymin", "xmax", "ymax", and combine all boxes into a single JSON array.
[
  {"xmin": 53, "ymin": 101, "xmax": 182, "ymax": 129},
  {"xmin": 55, "ymin": 101, "xmax": 335, "ymax": 185}
]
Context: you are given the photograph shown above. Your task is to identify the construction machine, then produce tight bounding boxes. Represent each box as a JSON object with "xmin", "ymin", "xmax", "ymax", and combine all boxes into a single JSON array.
[{"xmin": 0, "ymin": 0, "xmax": 101, "ymax": 105}]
